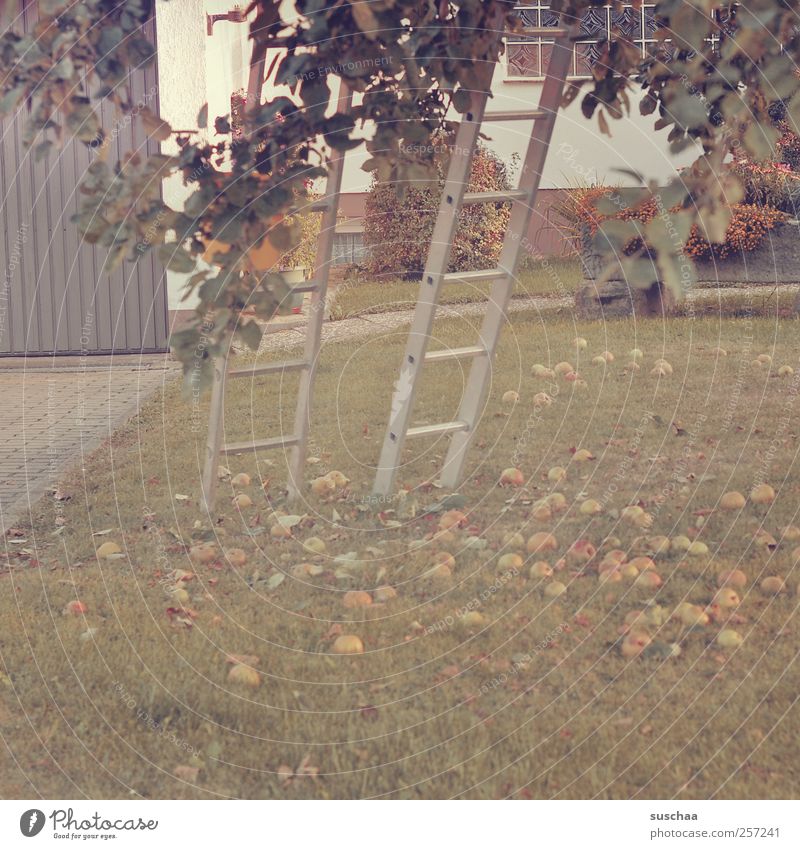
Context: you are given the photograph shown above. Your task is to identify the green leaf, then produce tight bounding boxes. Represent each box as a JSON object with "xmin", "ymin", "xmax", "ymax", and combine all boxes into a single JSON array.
[
  {"xmin": 158, "ymin": 243, "xmax": 196, "ymax": 273},
  {"xmin": 237, "ymin": 320, "xmax": 263, "ymax": 352},
  {"xmin": 140, "ymin": 107, "xmax": 172, "ymax": 142}
]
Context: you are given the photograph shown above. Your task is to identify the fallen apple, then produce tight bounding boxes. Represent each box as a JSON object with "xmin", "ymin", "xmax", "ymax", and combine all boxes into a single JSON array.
[
  {"xmin": 547, "ymin": 465, "xmax": 566, "ymax": 482},
  {"xmin": 533, "ymin": 392, "xmax": 554, "ymax": 407},
  {"xmin": 566, "ymin": 539, "xmax": 596, "ymax": 565},
  {"xmin": 331, "ymin": 634, "xmax": 365, "ymax": 654},
  {"xmin": 343, "ymin": 590, "xmax": 373, "ymax": 608},
  {"xmin": 460, "ymin": 611, "xmax": 488, "ymax": 630},
  {"xmin": 621, "ymin": 630, "xmax": 651, "ymax": 658},
  {"xmin": 527, "ymin": 532, "xmax": 558, "ymax": 554},
  {"xmin": 189, "ymin": 544, "xmax": 217, "ymax": 565},
  {"xmin": 713, "ymin": 588, "xmax": 740, "ymax": 609},
  {"xmin": 231, "ymin": 472, "xmax": 251, "ymax": 487},
  {"xmin": 96, "ymin": 541, "xmax": 121, "ymax": 559},
  {"xmin": 716, "ymin": 629, "xmax": 743, "ymax": 649},
  {"xmin": 718, "ymin": 569, "xmax": 747, "ymax": 589},
  {"xmin": 500, "ymin": 468, "xmax": 525, "ymax": 487},
  {"xmin": 529, "ymin": 561, "xmax": 553, "ymax": 579},
  {"xmin": 599, "ymin": 351, "xmax": 615, "ymax": 363},
  {"xmin": 502, "ymin": 389, "xmax": 520, "ymax": 406},
  {"xmin": 635, "ymin": 571, "xmax": 662, "ymax": 589},
  {"xmin": 579, "ymin": 498, "xmax": 603, "ymax": 515},
  {"xmin": 573, "ymin": 448, "xmax": 594, "ymax": 462},
  {"xmin": 225, "ymin": 548, "xmax": 248, "ymax": 567},
  {"xmin": 64, "ymin": 600, "xmax": 88, "ymax": 616},
  {"xmin": 750, "ymin": 483, "xmax": 775, "ymax": 505},
  {"xmin": 503, "ymin": 532, "xmax": 525, "ymax": 549},
  {"xmin": 374, "ymin": 586, "xmax": 397, "ymax": 602},
  {"xmin": 720, "ymin": 491, "xmax": 746, "ymax": 511},
  {"xmin": 233, "ymin": 493, "xmax": 253, "ymax": 509},
  {"xmin": 760, "ymin": 576, "xmax": 786, "ymax": 595},
  {"xmin": 778, "ymin": 365, "xmax": 794, "ymax": 377},
  {"xmin": 498, "ymin": 552, "xmax": 524, "ymax": 571},
  {"xmin": 554, "ymin": 361, "xmax": 574, "ymax": 376},
  {"xmin": 228, "ymin": 663, "xmax": 261, "ymax": 688},
  {"xmin": 591, "ymin": 356, "xmax": 607, "ymax": 366},
  {"xmin": 674, "ymin": 602, "xmax": 710, "ymax": 627},
  {"xmin": 544, "ymin": 580, "xmax": 567, "ymax": 598},
  {"xmin": 574, "ymin": 337, "xmax": 588, "ymax": 350},
  {"xmin": 438, "ymin": 509, "xmax": 467, "ymax": 531},
  {"xmin": 628, "ymin": 348, "xmax": 644, "ymax": 361},
  {"xmin": 687, "ymin": 541, "xmax": 709, "ymax": 557}
]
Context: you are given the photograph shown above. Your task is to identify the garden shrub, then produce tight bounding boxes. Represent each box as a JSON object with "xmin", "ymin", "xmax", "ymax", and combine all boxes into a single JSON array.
[{"xmin": 363, "ymin": 142, "xmax": 517, "ymax": 278}]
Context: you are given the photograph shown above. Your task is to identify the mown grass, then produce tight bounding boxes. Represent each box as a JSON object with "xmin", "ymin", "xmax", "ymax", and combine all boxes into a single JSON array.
[
  {"xmin": 2, "ymin": 309, "xmax": 800, "ymax": 799},
  {"xmin": 329, "ymin": 258, "xmax": 583, "ymax": 320}
]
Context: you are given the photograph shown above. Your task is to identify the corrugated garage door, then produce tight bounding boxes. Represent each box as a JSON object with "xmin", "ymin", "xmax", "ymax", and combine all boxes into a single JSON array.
[{"xmin": 0, "ymin": 2, "xmax": 169, "ymax": 356}]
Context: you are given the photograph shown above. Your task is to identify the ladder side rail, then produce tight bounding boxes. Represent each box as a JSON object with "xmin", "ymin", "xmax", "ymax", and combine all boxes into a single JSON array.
[
  {"xmin": 286, "ymin": 82, "xmax": 353, "ymax": 498},
  {"xmin": 439, "ymin": 27, "xmax": 576, "ymax": 488},
  {"xmin": 201, "ymin": 343, "xmax": 231, "ymax": 511}
]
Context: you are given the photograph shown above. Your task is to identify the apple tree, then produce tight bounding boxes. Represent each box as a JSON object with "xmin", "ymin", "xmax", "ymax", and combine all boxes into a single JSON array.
[{"xmin": 0, "ymin": 0, "xmax": 798, "ymax": 389}]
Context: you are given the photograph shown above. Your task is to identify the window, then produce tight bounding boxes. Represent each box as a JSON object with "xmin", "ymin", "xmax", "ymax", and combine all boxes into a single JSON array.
[
  {"xmin": 332, "ymin": 232, "xmax": 366, "ymax": 265},
  {"xmin": 506, "ymin": 3, "xmax": 657, "ymax": 80}
]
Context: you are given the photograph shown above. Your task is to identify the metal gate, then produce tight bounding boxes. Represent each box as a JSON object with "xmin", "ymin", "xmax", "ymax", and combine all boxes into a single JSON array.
[{"xmin": 0, "ymin": 2, "xmax": 169, "ymax": 356}]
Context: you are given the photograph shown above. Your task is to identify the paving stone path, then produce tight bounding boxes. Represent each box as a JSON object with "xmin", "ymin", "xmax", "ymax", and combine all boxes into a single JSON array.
[{"xmin": 0, "ymin": 360, "xmax": 177, "ymax": 529}]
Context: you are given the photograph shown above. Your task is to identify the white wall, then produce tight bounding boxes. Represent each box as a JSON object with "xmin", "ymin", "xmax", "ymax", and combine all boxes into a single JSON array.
[{"xmin": 156, "ymin": 0, "xmax": 207, "ymax": 311}]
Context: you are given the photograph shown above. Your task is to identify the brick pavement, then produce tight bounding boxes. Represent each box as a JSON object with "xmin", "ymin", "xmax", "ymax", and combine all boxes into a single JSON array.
[{"xmin": 0, "ymin": 358, "xmax": 178, "ymax": 529}]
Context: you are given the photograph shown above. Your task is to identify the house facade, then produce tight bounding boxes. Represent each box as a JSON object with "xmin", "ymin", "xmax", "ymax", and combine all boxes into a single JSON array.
[{"xmin": 167, "ymin": 3, "xmax": 696, "ymax": 303}]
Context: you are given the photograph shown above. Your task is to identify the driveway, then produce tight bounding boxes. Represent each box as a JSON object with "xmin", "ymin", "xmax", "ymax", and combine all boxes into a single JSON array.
[{"xmin": 0, "ymin": 356, "xmax": 178, "ymax": 529}]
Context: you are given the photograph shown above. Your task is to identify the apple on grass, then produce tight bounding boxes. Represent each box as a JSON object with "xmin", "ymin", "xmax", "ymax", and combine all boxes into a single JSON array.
[{"xmin": 500, "ymin": 468, "xmax": 525, "ymax": 487}]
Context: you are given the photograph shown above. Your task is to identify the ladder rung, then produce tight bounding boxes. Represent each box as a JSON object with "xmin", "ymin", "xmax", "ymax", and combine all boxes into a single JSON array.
[
  {"xmin": 443, "ymin": 268, "xmax": 509, "ymax": 283},
  {"xmin": 483, "ymin": 109, "xmax": 546, "ymax": 122},
  {"xmin": 228, "ymin": 359, "xmax": 309, "ymax": 378},
  {"xmin": 462, "ymin": 190, "xmax": 528, "ymax": 204},
  {"xmin": 425, "ymin": 345, "xmax": 487, "ymax": 363},
  {"xmin": 222, "ymin": 434, "xmax": 300, "ymax": 455},
  {"xmin": 406, "ymin": 421, "xmax": 470, "ymax": 439}
]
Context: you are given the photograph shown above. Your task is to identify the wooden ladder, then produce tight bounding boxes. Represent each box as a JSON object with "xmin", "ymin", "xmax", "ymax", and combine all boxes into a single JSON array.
[{"xmin": 373, "ymin": 16, "xmax": 577, "ymax": 496}]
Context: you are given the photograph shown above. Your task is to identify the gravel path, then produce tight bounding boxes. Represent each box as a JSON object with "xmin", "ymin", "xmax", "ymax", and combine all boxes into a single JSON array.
[{"xmin": 257, "ymin": 282, "xmax": 796, "ymax": 355}]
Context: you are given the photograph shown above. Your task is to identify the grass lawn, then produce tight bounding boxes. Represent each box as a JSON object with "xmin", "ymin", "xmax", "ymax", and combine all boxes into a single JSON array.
[
  {"xmin": 2, "ymin": 308, "xmax": 800, "ymax": 799},
  {"xmin": 329, "ymin": 258, "xmax": 583, "ymax": 320}
]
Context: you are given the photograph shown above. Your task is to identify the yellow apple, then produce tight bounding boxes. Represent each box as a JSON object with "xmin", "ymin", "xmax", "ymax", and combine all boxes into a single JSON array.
[
  {"xmin": 716, "ymin": 629, "xmax": 743, "ymax": 649},
  {"xmin": 750, "ymin": 483, "xmax": 775, "ymax": 505},
  {"xmin": 527, "ymin": 532, "xmax": 558, "ymax": 554},
  {"xmin": 228, "ymin": 663, "xmax": 261, "ymax": 688},
  {"xmin": 760, "ymin": 576, "xmax": 786, "ymax": 595},
  {"xmin": 233, "ymin": 493, "xmax": 253, "ymax": 509},
  {"xmin": 96, "ymin": 541, "xmax": 122, "ymax": 559},
  {"xmin": 573, "ymin": 448, "xmax": 594, "ymax": 462},
  {"xmin": 547, "ymin": 465, "xmax": 567, "ymax": 482},
  {"xmin": 498, "ymin": 553, "xmax": 523, "ymax": 571},
  {"xmin": 343, "ymin": 590, "xmax": 373, "ymax": 608},
  {"xmin": 580, "ymin": 498, "xmax": 603, "ymax": 515},
  {"xmin": 529, "ymin": 561, "xmax": 553, "ymax": 579},
  {"xmin": 231, "ymin": 472, "xmax": 251, "ymax": 487},
  {"xmin": 502, "ymin": 389, "xmax": 520, "ymax": 406},
  {"xmin": 331, "ymin": 635, "xmax": 365, "ymax": 654},
  {"xmin": 778, "ymin": 365, "xmax": 794, "ymax": 377},
  {"xmin": 500, "ymin": 467, "xmax": 525, "ymax": 487},
  {"xmin": 720, "ymin": 491, "xmax": 745, "ymax": 511},
  {"xmin": 717, "ymin": 569, "xmax": 747, "ymax": 589},
  {"xmin": 713, "ymin": 588, "xmax": 740, "ymax": 609},
  {"xmin": 544, "ymin": 581, "xmax": 567, "ymax": 598},
  {"xmin": 621, "ymin": 630, "xmax": 651, "ymax": 658}
]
